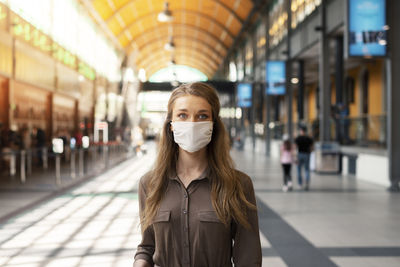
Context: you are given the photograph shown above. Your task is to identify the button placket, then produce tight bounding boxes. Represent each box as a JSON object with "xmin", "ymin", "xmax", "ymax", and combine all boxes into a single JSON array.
[{"xmin": 181, "ymin": 184, "xmax": 190, "ymax": 266}]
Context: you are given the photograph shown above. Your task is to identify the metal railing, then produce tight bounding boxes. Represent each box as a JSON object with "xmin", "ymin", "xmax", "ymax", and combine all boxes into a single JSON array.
[
  {"xmin": 262, "ymin": 114, "xmax": 387, "ymax": 148},
  {"xmin": 0, "ymin": 142, "xmax": 133, "ymax": 186}
]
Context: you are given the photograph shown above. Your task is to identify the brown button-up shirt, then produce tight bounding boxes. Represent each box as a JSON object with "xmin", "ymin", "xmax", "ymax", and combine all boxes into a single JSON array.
[{"xmin": 134, "ymin": 169, "xmax": 262, "ymax": 267}]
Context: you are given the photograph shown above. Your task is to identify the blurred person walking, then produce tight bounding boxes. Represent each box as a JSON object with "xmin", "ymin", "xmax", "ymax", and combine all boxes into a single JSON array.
[
  {"xmin": 280, "ymin": 134, "xmax": 294, "ymax": 192},
  {"xmin": 295, "ymin": 126, "xmax": 314, "ymax": 191},
  {"xmin": 134, "ymin": 82, "xmax": 261, "ymax": 267},
  {"xmin": 33, "ymin": 127, "xmax": 46, "ymax": 167}
]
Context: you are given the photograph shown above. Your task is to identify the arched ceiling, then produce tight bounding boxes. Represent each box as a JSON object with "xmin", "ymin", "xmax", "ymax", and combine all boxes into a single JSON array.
[{"xmin": 89, "ymin": 0, "xmax": 254, "ymax": 79}]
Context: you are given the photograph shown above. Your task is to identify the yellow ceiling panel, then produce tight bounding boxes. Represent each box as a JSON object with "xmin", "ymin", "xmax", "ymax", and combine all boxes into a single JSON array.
[
  {"xmin": 118, "ymin": 33, "xmax": 131, "ymax": 47},
  {"xmin": 107, "ymin": 17, "xmax": 123, "ymax": 34},
  {"xmin": 146, "ymin": 58, "xmax": 213, "ymax": 78},
  {"xmin": 140, "ymin": 48, "xmax": 219, "ymax": 71},
  {"xmin": 136, "ymin": 39, "xmax": 223, "ymax": 66},
  {"xmin": 90, "ymin": 0, "xmax": 255, "ymax": 78}
]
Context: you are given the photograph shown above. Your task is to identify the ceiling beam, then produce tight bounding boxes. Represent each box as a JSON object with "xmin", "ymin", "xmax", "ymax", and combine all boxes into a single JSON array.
[
  {"xmin": 126, "ymin": 23, "xmax": 229, "ymax": 51},
  {"xmin": 139, "ymin": 49, "xmax": 219, "ymax": 71},
  {"xmin": 105, "ymin": 0, "xmax": 244, "ymax": 25},
  {"xmin": 146, "ymin": 58, "xmax": 213, "ymax": 79},
  {"xmin": 137, "ymin": 34, "xmax": 225, "ymax": 59},
  {"xmin": 115, "ymin": 9, "xmax": 235, "ymax": 40},
  {"xmin": 136, "ymin": 43, "xmax": 223, "ymax": 67},
  {"xmin": 143, "ymin": 52, "xmax": 217, "ymax": 74}
]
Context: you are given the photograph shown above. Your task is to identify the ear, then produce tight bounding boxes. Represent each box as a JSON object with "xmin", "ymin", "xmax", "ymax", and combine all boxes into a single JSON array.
[{"xmin": 169, "ymin": 121, "xmax": 173, "ymax": 132}]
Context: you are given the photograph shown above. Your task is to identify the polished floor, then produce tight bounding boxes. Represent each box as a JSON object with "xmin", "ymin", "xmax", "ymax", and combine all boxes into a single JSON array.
[{"xmin": 0, "ymin": 144, "xmax": 399, "ymax": 267}]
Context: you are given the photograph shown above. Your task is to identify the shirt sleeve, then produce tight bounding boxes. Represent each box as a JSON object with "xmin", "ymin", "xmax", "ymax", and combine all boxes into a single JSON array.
[
  {"xmin": 232, "ymin": 173, "xmax": 262, "ymax": 267},
  {"xmin": 134, "ymin": 177, "xmax": 155, "ymax": 265}
]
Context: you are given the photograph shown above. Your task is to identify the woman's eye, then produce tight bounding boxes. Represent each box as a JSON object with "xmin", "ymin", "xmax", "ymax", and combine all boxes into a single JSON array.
[
  {"xmin": 198, "ymin": 114, "xmax": 209, "ymax": 120},
  {"xmin": 178, "ymin": 113, "xmax": 187, "ymax": 119}
]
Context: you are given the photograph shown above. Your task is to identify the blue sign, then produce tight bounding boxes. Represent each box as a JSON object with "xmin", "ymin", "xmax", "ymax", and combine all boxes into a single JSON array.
[
  {"xmin": 266, "ymin": 61, "xmax": 286, "ymax": 95},
  {"xmin": 237, "ymin": 83, "xmax": 252, "ymax": 108},
  {"xmin": 348, "ymin": 0, "xmax": 387, "ymax": 57}
]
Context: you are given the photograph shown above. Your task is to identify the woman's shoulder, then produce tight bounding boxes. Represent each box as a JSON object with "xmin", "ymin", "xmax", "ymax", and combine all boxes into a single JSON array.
[
  {"xmin": 234, "ymin": 169, "xmax": 253, "ymax": 189},
  {"xmin": 139, "ymin": 171, "xmax": 153, "ymax": 189}
]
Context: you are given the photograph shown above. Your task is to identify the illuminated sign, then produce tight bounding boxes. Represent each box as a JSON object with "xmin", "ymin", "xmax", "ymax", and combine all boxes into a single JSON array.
[
  {"xmin": 348, "ymin": 0, "xmax": 387, "ymax": 57},
  {"xmin": 11, "ymin": 14, "xmax": 52, "ymax": 53},
  {"xmin": 52, "ymin": 138, "xmax": 64, "ymax": 154},
  {"xmin": 237, "ymin": 83, "xmax": 252, "ymax": 108},
  {"xmin": 82, "ymin": 136, "xmax": 90, "ymax": 149},
  {"xmin": 52, "ymin": 42, "xmax": 77, "ymax": 69},
  {"xmin": 266, "ymin": 61, "xmax": 286, "ymax": 95},
  {"xmin": 70, "ymin": 137, "xmax": 76, "ymax": 149},
  {"xmin": 78, "ymin": 61, "xmax": 96, "ymax": 81}
]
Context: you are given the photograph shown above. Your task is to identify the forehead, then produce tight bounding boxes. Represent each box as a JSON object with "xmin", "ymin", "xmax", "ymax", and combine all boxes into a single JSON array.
[{"xmin": 172, "ymin": 95, "xmax": 211, "ymax": 112}]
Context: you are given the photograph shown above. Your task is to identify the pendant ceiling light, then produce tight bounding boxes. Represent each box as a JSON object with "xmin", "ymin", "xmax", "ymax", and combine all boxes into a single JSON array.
[
  {"xmin": 164, "ymin": 37, "xmax": 175, "ymax": 51},
  {"xmin": 158, "ymin": 2, "xmax": 173, "ymax": 22},
  {"xmin": 169, "ymin": 58, "xmax": 176, "ymax": 66}
]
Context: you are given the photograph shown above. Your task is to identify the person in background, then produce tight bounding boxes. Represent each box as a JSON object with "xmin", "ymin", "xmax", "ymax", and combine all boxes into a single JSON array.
[
  {"xmin": 133, "ymin": 82, "xmax": 261, "ymax": 267},
  {"xmin": 280, "ymin": 134, "xmax": 294, "ymax": 192},
  {"xmin": 33, "ymin": 126, "xmax": 46, "ymax": 167},
  {"xmin": 294, "ymin": 126, "xmax": 314, "ymax": 191}
]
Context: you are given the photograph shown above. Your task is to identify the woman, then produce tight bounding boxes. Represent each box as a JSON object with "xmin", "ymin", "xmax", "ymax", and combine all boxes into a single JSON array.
[
  {"xmin": 280, "ymin": 134, "xmax": 294, "ymax": 192},
  {"xmin": 134, "ymin": 82, "xmax": 261, "ymax": 267}
]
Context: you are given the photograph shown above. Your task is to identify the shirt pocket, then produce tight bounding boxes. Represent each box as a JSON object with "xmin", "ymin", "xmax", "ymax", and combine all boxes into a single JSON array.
[
  {"xmin": 152, "ymin": 210, "xmax": 174, "ymax": 265},
  {"xmin": 153, "ymin": 210, "xmax": 171, "ymax": 223},
  {"xmin": 197, "ymin": 211, "xmax": 231, "ymax": 262},
  {"xmin": 198, "ymin": 211, "xmax": 222, "ymax": 223},
  {"xmin": 153, "ymin": 210, "xmax": 171, "ymax": 237}
]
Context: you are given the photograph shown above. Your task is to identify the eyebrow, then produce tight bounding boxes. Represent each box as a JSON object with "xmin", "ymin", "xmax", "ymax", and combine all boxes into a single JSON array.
[{"xmin": 176, "ymin": 109, "xmax": 210, "ymax": 113}]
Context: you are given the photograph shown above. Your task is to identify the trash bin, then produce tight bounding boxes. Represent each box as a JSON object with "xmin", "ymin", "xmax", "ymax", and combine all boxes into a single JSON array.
[{"xmin": 314, "ymin": 142, "xmax": 341, "ymax": 174}]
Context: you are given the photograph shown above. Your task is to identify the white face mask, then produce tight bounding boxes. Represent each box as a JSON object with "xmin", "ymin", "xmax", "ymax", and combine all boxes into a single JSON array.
[{"xmin": 170, "ymin": 121, "xmax": 213, "ymax": 153}]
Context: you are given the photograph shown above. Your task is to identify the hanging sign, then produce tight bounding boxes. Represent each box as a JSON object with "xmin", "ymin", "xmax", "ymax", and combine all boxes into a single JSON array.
[
  {"xmin": 348, "ymin": 0, "xmax": 387, "ymax": 57},
  {"xmin": 266, "ymin": 61, "xmax": 286, "ymax": 95}
]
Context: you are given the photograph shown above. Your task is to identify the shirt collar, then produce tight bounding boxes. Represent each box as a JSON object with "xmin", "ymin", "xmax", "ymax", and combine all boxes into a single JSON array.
[{"xmin": 169, "ymin": 166, "xmax": 210, "ymax": 181}]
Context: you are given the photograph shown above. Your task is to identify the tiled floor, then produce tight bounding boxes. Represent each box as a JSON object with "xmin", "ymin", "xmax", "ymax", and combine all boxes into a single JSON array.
[
  {"xmin": 0, "ymin": 144, "xmax": 399, "ymax": 266},
  {"xmin": 231, "ymin": 149, "xmax": 400, "ymax": 267}
]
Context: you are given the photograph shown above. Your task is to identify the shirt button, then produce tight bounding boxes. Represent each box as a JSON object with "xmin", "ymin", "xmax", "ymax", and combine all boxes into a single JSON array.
[
  {"xmin": 183, "ymin": 210, "xmax": 187, "ymax": 214},
  {"xmin": 184, "ymin": 193, "xmax": 188, "ymax": 198}
]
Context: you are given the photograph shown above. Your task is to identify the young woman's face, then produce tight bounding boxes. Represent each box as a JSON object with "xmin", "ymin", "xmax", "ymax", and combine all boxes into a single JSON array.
[{"xmin": 171, "ymin": 95, "xmax": 212, "ymax": 123}]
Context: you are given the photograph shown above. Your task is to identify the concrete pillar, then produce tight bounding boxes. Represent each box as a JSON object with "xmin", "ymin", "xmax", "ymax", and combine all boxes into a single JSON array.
[
  {"xmin": 297, "ymin": 60, "xmax": 305, "ymax": 121},
  {"xmin": 286, "ymin": 0, "xmax": 293, "ymax": 141},
  {"xmin": 335, "ymin": 36, "xmax": 344, "ymax": 142},
  {"xmin": 318, "ymin": 0, "xmax": 331, "ymax": 142},
  {"xmin": 388, "ymin": 0, "xmax": 400, "ymax": 191}
]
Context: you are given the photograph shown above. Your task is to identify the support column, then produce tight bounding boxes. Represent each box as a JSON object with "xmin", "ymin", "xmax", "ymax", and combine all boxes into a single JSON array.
[
  {"xmin": 318, "ymin": 0, "xmax": 331, "ymax": 142},
  {"xmin": 388, "ymin": 0, "xmax": 400, "ymax": 191},
  {"xmin": 298, "ymin": 60, "xmax": 305, "ymax": 121},
  {"xmin": 265, "ymin": 93, "xmax": 271, "ymax": 156},
  {"xmin": 251, "ymin": 83, "xmax": 256, "ymax": 151},
  {"xmin": 286, "ymin": 0, "xmax": 293, "ymax": 140},
  {"xmin": 335, "ymin": 36, "xmax": 344, "ymax": 142}
]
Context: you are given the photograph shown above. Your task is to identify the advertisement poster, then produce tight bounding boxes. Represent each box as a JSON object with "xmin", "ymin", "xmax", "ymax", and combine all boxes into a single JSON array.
[
  {"xmin": 266, "ymin": 61, "xmax": 286, "ymax": 95},
  {"xmin": 237, "ymin": 83, "xmax": 252, "ymax": 108},
  {"xmin": 348, "ymin": 0, "xmax": 387, "ymax": 57}
]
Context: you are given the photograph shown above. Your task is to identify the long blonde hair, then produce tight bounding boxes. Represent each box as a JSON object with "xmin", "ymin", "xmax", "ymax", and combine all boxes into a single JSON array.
[{"xmin": 141, "ymin": 82, "xmax": 255, "ymax": 231}]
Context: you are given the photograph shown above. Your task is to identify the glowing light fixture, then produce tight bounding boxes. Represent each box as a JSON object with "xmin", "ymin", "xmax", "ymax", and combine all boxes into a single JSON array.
[
  {"xmin": 164, "ymin": 37, "xmax": 175, "ymax": 51},
  {"xmin": 158, "ymin": 2, "xmax": 173, "ymax": 22}
]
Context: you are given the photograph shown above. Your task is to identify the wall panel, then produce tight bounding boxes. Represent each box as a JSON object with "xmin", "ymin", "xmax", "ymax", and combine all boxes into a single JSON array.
[
  {"xmin": 0, "ymin": 76, "xmax": 9, "ymax": 127},
  {"xmin": 11, "ymin": 81, "xmax": 51, "ymax": 137},
  {"xmin": 15, "ymin": 40, "xmax": 55, "ymax": 90},
  {"xmin": 0, "ymin": 32, "xmax": 12, "ymax": 76},
  {"xmin": 52, "ymin": 94, "xmax": 76, "ymax": 135}
]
